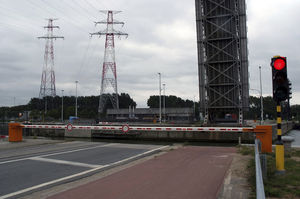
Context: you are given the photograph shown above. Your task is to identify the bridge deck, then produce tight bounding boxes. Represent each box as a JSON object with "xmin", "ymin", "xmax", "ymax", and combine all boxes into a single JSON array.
[{"xmin": 49, "ymin": 146, "xmax": 236, "ymax": 199}]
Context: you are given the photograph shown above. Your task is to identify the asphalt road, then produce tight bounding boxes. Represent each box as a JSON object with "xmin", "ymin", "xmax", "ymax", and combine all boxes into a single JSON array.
[
  {"xmin": 0, "ymin": 141, "xmax": 166, "ymax": 199},
  {"xmin": 49, "ymin": 146, "xmax": 236, "ymax": 199},
  {"xmin": 289, "ymin": 130, "xmax": 300, "ymax": 146}
]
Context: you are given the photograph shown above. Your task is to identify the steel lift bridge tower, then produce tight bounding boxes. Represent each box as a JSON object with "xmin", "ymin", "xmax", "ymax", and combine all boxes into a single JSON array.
[
  {"xmin": 91, "ymin": 10, "xmax": 128, "ymax": 114},
  {"xmin": 195, "ymin": 0, "xmax": 249, "ymax": 125}
]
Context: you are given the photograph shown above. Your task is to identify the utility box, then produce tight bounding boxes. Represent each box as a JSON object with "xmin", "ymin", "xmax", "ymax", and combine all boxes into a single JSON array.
[
  {"xmin": 254, "ymin": 125, "xmax": 273, "ymax": 153},
  {"xmin": 9, "ymin": 123, "xmax": 23, "ymax": 142}
]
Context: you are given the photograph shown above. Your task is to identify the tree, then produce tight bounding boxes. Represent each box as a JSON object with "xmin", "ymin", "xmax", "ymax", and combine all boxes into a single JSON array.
[
  {"xmin": 119, "ymin": 93, "xmax": 136, "ymax": 108},
  {"xmin": 147, "ymin": 95, "xmax": 195, "ymax": 108},
  {"xmin": 0, "ymin": 93, "xmax": 137, "ymax": 121}
]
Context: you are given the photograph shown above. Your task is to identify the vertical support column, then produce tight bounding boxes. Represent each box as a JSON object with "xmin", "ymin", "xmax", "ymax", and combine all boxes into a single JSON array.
[{"xmin": 276, "ymin": 102, "xmax": 285, "ymax": 173}]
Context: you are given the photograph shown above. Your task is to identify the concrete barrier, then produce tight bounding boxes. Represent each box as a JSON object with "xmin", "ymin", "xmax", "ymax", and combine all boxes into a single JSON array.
[{"xmin": 271, "ymin": 121, "xmax": 293, "ymax": 140}]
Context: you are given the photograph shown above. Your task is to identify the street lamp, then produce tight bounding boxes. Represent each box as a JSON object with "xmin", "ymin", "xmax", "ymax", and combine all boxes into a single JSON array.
[
  {"xmin": 259, "ymin": 66, "xmax": 263, "ymax": 124},
  {"xmin": 158, "ymin": 73, "xmax": 161, "ymax": 124},
  {"xmin": 163, "ymin": 83, "xmax": 166, "ymax": 122},
  {"xmin": 75, "ymin": 81, "xmax": 78, "ymax": 117},
  {"xmin": 250, "ymin": 88, "xmax": 263, "ymax": 125},
  {"xmin": 61, "ymin": 90, "xmax": 64, "ymax": 122}
]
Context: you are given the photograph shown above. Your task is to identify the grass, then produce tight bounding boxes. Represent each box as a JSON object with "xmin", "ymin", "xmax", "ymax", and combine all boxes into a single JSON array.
[
  {"xmin": 237, "ymin": 145, "xmax": 254, "ymax": 156},
  {"xmin": 238, "ymin": 146, "xmax": 300, "ymax": 198},
  {"xmin": 263, "ymin": 151, "xmax": 300, "ymax": 198}
]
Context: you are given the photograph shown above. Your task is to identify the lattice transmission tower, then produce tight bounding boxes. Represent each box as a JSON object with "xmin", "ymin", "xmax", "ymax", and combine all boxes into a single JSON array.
[
  {"xmin": 91, "ymin": 10, "xmax": 128, "ymax": 114},
  {"xmin": 38, "ymin": 18, "xmax": 64, "ymax": 98}
]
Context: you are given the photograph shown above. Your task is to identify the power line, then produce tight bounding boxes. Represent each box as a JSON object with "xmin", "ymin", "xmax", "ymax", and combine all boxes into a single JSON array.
[
  {"xmin": 36, "ymin": 0, "xmax": 90, "ymax": 34},
  {"xmin": 72, "ymin": 0, "xmax": 98, "ymax": 21}
]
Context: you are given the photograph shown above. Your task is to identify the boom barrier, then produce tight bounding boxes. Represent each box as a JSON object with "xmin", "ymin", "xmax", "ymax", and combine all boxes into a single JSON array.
[
  {"xmin": 8, "ymin": 123, "xmax": 273, "ymax": 153},
  {"xmin": 21, "ymin": 124, "xmax": 253, "ymax": 133}
]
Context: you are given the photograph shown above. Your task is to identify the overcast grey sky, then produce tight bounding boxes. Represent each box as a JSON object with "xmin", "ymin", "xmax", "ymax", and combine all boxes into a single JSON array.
[{"xmin": 0, "ymin": 0, "xmax": 300, "ymax": 108}]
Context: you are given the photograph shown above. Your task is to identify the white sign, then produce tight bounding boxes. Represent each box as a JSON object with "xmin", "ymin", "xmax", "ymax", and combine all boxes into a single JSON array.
[
  {"xmin": 66, "ymin": 123, "xmax": 73, "ymax": 132},
  {"xmin": 121, "ymin": 124, "xmax": 130, "ymax": 133}
]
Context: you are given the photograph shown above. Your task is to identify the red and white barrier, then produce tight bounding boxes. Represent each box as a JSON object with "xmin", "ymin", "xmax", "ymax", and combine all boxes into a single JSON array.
[
  {"xmin": 22, "ymin": 124, "xmax": 253, "ymax": 133},
  {"xmin": 0, "ymin": 135, "xmax": 8, "ymax": 139}
]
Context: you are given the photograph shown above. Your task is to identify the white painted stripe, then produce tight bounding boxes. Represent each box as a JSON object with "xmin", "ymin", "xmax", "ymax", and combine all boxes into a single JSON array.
[
  {"xmin": 38, "ymin": 143, "xmax": 116, "ymax": 158},
  {"xmin": 0, "ymin": 157, "xmax": 31, "ymax": 165},
  {"xmin": 0, "ymin": 143, "xmax": 115, "ymax": 165},
  {"xmin": 29, "ymin": 157, "xmax": 101, "ymax": 168},
  {"xmin": 0, "ymin": 145, "xmax": 168, "ymax": 199},
  {"xmin": 0, "ymin": 167, "xmax": 103, "ymax": 199},
  {"xmin": 109, "ymin": 145, "xmax": 169, "ymax": 167}
]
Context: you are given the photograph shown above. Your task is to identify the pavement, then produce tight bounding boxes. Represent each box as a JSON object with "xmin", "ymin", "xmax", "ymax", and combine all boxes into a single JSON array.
[
  {"xmin": 0, "ymin": 138, "xmax": 251, "ymax": 199},
  {"xmin": 48, "ymin": 146, "xmax": 237, "ymax": 199},
  {"xmin": 0, "ymin": 138, "xmax": 167, "ymax": 199}
]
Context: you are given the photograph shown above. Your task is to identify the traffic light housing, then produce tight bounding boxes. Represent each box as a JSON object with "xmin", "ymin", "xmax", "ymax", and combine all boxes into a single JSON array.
[
  {"xmin": 271, "ymin": 56, "xmax": 288, "ymax": 102},
  {"xmin": 288, "ymin": 79, "xmax": 292, "ymax": 100}
]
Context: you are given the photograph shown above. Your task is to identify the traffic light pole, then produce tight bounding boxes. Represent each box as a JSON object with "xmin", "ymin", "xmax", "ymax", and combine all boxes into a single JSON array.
[{"xmin": 276, "ymin": 101, "xmax": 285, "ymax": 173}]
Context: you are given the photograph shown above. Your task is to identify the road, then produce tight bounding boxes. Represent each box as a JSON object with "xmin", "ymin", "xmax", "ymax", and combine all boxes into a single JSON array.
[
  {"xmin": 289, "ymin": 130, "xmax": 300, "ymax": 146},
  {"xmin": 0, "ymin": 141, "xmax": 166, "ymax": 199},
  {"xmin": 48, "ymin": 146, "xmax": 236, "ymax": 199}
]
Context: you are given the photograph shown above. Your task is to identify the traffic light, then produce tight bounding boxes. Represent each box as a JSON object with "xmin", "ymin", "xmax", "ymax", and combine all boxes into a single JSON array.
[
  {"xmin": 288, "ymin": 79, "xmax": 292, "ymax": 99},
  {"xmin": 271, "ymin": 56, "xmax": 288, "ymax": 102}
]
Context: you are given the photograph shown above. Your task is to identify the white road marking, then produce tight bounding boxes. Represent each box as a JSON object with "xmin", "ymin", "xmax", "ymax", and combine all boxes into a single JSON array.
[
  {"xmin": 0, "ymin": 145, "xmax": 168, "ymax": 199},
  {"xmin": 29, "ymin": 157, "xmax": 101, "ymax": 168},
  {"xmin": 0, "ymin": 143, "xmax": 115, "ymax": 165},
  {"xmin": 109, "ymin": 145, "xmax": 169, "ymax": 167},
  {"xmin": 0, "ymin": 167, "xmax": 104, "ymax": 199}
]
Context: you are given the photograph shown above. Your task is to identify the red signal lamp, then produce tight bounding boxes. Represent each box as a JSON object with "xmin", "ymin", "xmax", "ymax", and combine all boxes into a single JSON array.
[{"xmin": 273, "ymin": 58, "xmax": 286, "ymax": 70}]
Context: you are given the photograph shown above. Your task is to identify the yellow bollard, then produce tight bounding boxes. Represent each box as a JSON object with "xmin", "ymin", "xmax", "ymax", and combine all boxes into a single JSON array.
[{"xmin": 275, "ymin": 103, "xmax": 285, "ymax": 173}]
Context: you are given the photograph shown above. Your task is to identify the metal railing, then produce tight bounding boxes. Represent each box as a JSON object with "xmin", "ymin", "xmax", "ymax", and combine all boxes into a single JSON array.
[{"xmin": 255, "ymin": 139, "xmax": 266, "ymax": 199}]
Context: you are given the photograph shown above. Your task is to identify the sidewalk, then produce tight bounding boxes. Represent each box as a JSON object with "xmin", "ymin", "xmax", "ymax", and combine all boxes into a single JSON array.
[
  {"xmin": 48, "ymin": 146, "xmax": 236, "ymax": 199},
  {"xmin": 0, "ymin": 137, "xmax": 63, "ymax": 150}
]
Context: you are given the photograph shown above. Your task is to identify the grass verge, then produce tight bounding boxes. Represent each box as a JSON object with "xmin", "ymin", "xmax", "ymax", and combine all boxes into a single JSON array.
[{"xmin": 238, "ymin": 146, "xmax": 300, "ymax": 198}]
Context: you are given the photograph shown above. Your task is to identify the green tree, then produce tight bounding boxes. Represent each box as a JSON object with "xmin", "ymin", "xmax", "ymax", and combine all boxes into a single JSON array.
[{"xmin": 147, "ymin": 95, "xmax": 196, "ymax": 108}]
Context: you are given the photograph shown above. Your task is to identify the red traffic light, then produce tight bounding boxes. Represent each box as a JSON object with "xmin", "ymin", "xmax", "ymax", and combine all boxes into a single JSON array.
[{"xmin": 273, "ymin": 58, "xmax": 286, "ymax": 70}]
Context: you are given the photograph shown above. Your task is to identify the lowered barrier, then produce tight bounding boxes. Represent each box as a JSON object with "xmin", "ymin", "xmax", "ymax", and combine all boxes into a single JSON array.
[{"xmin": 9, "ymin": 123, "xmax": 273, "ymax": 152}]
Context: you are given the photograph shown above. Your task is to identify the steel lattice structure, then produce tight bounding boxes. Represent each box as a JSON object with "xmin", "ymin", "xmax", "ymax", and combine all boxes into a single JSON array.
[
  {"xmin": 91, "ymin": 10, "xmax": 128, "ymax": 114},
  {"xmin": 195, "ymin": 0, "xmax": 249, "ymax": 125},
  {"xmin": 38, "ymin": 19, "xmax": 64, "ymax": 98}
]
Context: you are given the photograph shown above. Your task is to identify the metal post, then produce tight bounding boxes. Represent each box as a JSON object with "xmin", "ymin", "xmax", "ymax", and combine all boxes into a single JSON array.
[
  {"xmin": 158, "ymin": 73, "xmax": 161, "ymax": 124},
  {"xmin": 259, "ymin": 66, "xmax": 263, "ymax": 124},
  {"xmin": 61, "ymin": 90, "xmax": 64, "ymax": 122},
  {"xmin": 194, "ymin": 96, "xmax": 196, "ymax": 121},
  {"xmin": 163, "ymin": 83, "xmax": 166, "ymax": 122},
  {"xmin": 276, "ymin": 101, "xmax": 285, "ymax": 173},
  {"xmin": 45, "ymin": 97, "xmax": 47, "ymax": 115},
  {"xmin": 75, "ymin": 81, "xmax": 78, "ymax": 117}
]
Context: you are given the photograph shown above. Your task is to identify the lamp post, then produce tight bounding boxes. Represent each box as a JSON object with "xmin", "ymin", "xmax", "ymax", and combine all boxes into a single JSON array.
[
  {"xmin": 259, "ymin": 66, "xmax": 263, "ymax": 124},
  {"xmin": 163, "ymin": 83, "xmax": 166, "ymax": 122},
  {"xmin": 75, "ymin": 81, "xmax": 78, "ymax": 117},
  {"xmin": 158, "ymin": 73, "xmax": 161, "ymax": 124},
  {"xmin": 194, "ymin": 96, "xmax": 196, "ymax": 121},
  {"xmin": 61, "ymin": 90, "xmax": 64, "ymax": 122},
  {"xmin": 250, "ymin": 88, "xmax": 263, "ymax": 125}
]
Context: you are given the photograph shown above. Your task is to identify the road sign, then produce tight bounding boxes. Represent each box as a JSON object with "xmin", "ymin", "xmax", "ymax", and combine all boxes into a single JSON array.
[
  {"xmin": 121, "ymin": 124, "xmax": 130, "ymax": 133},
  {"xmin": 66, "ymin": 123, "xmax": 73, "ymax": 132}
]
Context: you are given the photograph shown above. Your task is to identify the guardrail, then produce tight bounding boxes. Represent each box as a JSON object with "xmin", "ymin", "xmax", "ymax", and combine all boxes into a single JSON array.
[{"xmin": 255, "ymin": 139, "xmax": 266, "ymax": 199}]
